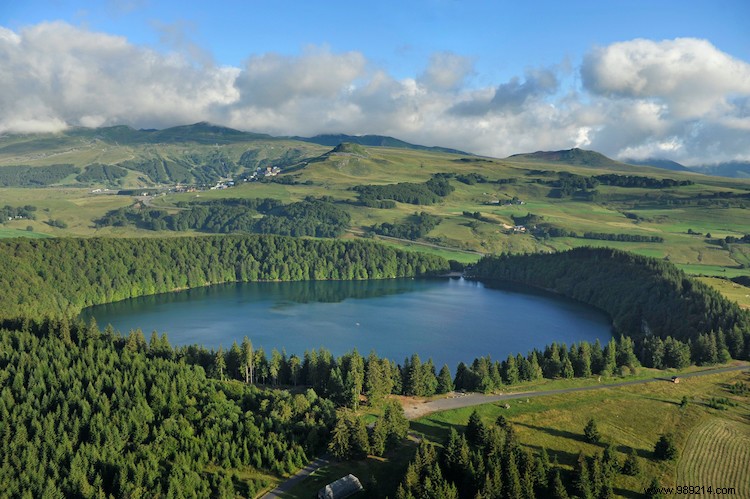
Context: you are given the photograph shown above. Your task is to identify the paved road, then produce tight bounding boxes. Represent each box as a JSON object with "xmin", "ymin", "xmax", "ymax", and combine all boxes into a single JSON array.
[
  {"xmin": 404, "ymin": 363, "xmax": 749, "ymax": 419},
  {"xmin": 262, "ymin": 363, "xmax": 748, "ymax": 498}
]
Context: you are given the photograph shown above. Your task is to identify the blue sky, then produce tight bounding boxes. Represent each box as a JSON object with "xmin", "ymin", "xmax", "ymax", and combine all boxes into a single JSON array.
[{"xmin": 1, "ymin": 0, "xmax": 749, "ymax": 163}]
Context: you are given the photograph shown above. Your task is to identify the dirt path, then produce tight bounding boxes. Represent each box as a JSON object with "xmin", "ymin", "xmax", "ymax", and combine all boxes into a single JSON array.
[{"xmin": 402, "ymin": 363, "xmax": 750, "ymax": 419}]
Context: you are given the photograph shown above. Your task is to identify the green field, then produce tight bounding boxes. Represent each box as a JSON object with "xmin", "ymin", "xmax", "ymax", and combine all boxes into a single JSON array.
[{"xmin": 676, "ymin": 418, "xmax": 750, "ymax": 498}]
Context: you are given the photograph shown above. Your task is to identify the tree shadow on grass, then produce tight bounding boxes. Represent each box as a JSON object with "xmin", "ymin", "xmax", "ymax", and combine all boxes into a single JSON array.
[
  {"xmin": 514, "ymin": 421, "xmax": 593, "ymax": 445},
  {"xmin": 615, "ymin": 486, "xmax": 643, "ymax": 499},
  {"xmin": 409, "ymin": 420, "xmax": 463, "ymax": 443},
  {"xmin": 522, "ymin": 443, "xmax": 581, "ymax": 467}
]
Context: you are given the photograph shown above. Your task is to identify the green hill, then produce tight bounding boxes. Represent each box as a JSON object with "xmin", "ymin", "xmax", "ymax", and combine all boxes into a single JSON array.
[
  {"xmin": 293, "ymin": 133, "xmax": 469, "ymax": 155},
  {"xmin": 508, "ymin": 148, "xmax": 630, "ymax": 170}
]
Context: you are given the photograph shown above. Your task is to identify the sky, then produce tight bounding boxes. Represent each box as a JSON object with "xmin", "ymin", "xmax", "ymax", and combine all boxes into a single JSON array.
[{"xmin": 1, "ymin": 0, "xmax": 749, "ymax": 165}]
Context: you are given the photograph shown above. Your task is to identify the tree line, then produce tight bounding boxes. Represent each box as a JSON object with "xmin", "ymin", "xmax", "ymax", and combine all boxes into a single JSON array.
[
  {"xmin": 353, "ymin": 175, "xmax": 455, "ymax": 205},
  {"xmin": 370, "ymin": 211, "xmax": 442, "ymax": 240},
  {"xmin": 467, "ymin": 248, "xmax": 750, "ymax": 361},
  {"xmin": 95, "ymin": 197, "xmax": 351, "ymax": 237},
  {"xmin": 0, "ymin": 204, "xmax": 37, "ymax": 222},
  {"xmin": 0, "ymin": 164, "xmax": 78, "ymax": 187},
  {"xmin": 534, "ymin": 225, "xmax": 664, "ymax": 243},
  {"xmin": 0, "ymin": 235, "xmax": 450, "ymax": 321}
]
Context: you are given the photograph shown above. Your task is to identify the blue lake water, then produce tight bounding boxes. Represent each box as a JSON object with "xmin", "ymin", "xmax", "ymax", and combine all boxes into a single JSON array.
[{"xmin": 82, "ymin": 278, "xmax": 611, "ymax": 368}]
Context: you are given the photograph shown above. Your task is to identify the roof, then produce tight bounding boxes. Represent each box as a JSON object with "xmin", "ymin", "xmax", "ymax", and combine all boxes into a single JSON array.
[{"xmin": 317, "ymin": 474, "xmax": 363, "ymax": 499}]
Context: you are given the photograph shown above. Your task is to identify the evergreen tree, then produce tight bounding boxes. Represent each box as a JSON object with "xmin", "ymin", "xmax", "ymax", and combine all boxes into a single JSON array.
[
  {"xmin": 503, "ymin": 354, "xmax": 519, "ymax": 385},
  {"xmin": 574, "ymin": 451, "xmax": 593, "ymax": 499},
  {"xmin": 437, "ymin": 364, "xmax": 454, "ymax": 393},
  {"xmin": 528, "ymin": 351, "xmax": 544, "ymax": 380},
  {"xmin": 654, "ymin": 434, "xmax": 677, "ymax": 460},
  {"xmin": 584, "ymin": 418, "xmax": 601, "ymax": 443},
  {"xmin": 549, "ymin": 469, "xmax": 569, "ymax": 499},
  {"xmin": 466, "ymin": 410, "xmax": 487, "ymax": 447},
  {"xmin": 241, "ymin": 336, "xmax": 253, "ymax": 384},
  {"xmin": 503, "ymin": 445, "xmax": 522, "ymax": 499},
  {"xmin": 215, "ymin": 346, "xmax": 226, "ymax": 380},
  {"xmin": 622, "ymin": 447, "xmax": 640, "ymax": 476}
]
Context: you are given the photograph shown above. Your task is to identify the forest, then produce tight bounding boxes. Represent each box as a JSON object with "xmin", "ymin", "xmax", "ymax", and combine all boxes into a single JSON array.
[
  {"xmin": 353, "ymin": 175, "xmax": 455, "ymax": 205},
  {"xmin": 468, "ymin": 247, "xmax": 750, "ymax": 353},
  {"xmin": 0, "ymin": 235, "xmax": 450, "ymax": 321},
  {"xmin": 370, "ymin": 212, "xmax": 442, "ymax": 240},
  {"xmin": 95, "ymin": 197, "xmax": 351, "ymax": 237},
  {"xmin": 0, "ymin": 321, "xmax": 334, "ymax": 497},
  {"xmin": 0, "ymin": 164, "xmax": 79, "ymax": 187}
]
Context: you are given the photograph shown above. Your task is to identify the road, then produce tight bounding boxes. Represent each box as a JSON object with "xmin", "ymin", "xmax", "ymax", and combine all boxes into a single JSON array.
[
  {"xmin": 262, "ymin": 363, "xmax": 748, "ymax": 498},
  {"xmin": 403, "ymin": 363, "xmax": 749, "ymax": 419}
]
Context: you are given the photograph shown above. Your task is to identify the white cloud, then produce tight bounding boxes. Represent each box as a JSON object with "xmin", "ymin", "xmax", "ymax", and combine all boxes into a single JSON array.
[
  {"xmin": 582, "ymin": 38, "xmax": 750, "ymax": 119},
  {"xmin": 0, "ymin": 23, "xmax": 748, "ymax": 165},
  {"xmin": 418, "ymin": 52, "xmax": 474, "ymax": 91}
]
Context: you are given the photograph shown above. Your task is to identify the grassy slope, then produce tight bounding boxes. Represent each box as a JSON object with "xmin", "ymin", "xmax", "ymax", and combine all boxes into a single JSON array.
[{"xmin": 412, "ymin": 369, "xmax": 750, "ymax": 498}]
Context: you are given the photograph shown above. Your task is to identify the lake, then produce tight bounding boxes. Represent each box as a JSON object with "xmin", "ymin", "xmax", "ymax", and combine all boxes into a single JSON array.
[{"xmin": 82, "ymin": 278, "xmax": 612, "ymax": 368}]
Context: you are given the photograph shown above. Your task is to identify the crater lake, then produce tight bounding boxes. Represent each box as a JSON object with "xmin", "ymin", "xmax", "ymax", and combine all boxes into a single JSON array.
[{"xmin": 82, "ymin": 277, "xmax": 612, "ymax": 368}]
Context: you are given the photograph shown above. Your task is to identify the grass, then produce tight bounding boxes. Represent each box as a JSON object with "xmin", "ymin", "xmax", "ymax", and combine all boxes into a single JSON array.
[
  {"xmin": 675, "ymin": 418, "xmax": 750, "ymax": 498},
  {"xmin": 411, "ymin": 369, "xmax": 750, "ymax": 498},
  {"xmin": 0, "ymin": 227, "xmax": 52, "ymax": 238},
  {"xmin": 280, "ymin": 440, "xmax": 418, "ymax": 498}
]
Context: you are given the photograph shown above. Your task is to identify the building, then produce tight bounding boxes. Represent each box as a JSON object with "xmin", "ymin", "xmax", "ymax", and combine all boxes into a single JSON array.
[{"xmin": 317, "ymin": 474, "xmax": 363, "ymax": 499}]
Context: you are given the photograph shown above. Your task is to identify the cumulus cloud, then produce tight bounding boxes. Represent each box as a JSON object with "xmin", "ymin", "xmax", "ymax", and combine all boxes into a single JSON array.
[
  {"xmin": 450, "ymin": 68, "xmax": 559, "ymax": 116},
  {"xmin": 418, "ymin": 52, "xmax": 474, "ymax": 91},
  {"xmin": 233, "ymin": 47, "xmax": 366, "ymax": 108},
  {"xmin": 0, "ymin": 23, "xmax": 748, "ymax": 164},
  {"xmin": 0, "ymin": 22, "xmax": 238, "ymax": 132},
  {"xmin": 582, "ymin": 38, "xmax": 750, "ymax": 119}
]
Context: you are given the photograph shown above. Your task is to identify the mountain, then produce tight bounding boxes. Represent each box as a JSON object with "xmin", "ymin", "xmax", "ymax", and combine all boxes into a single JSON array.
[
  {"xmin": 624, "ymin": 158, "xmax": 694, "ymax": 173},
  {"xmin": 697, "ymin": 162, "xmax": 750, "ymax": 179},
  {"xmin": 507, "ymin": 148, "xmax": 628, "ymax": 169},
  {"xmin": 293, "ymin": 133, "xmax": 469, "ymax": 155}
]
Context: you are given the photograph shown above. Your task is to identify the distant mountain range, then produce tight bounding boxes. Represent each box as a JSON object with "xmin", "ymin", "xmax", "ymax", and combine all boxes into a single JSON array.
[
  {"xmin": 2, "ymin": 122, "xmax": 748, "ymax": 181},
  {"xmin": 291, "ymin": 133, "xmax": 469, "ymax": 155},
  {"xmin": 624, "ymin": 158, "xmax": 693, "ymax": 172},
  {"xmin": 625, "ymin": 157, "xmax": 750, "ymax": 178}
]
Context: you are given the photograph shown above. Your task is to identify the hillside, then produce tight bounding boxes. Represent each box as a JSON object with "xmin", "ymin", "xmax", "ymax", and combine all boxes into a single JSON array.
[
  {"xmin": 624, "ymin": 157, "xmax": 694, "ymax": 173},
  {"xmin": 507, "ymin": 148, "xmax": 628, "ymax": 169},
  {"xmin": 292, "ymin": 133, "xmax": 469, "ymax": 155}
]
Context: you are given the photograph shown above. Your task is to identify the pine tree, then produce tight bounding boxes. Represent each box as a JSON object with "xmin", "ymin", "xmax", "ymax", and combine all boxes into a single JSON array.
[
  {"xmin": 654, "ymin": 434, "xmax": 677, "ymax": 460},
  {"xmin": 549, "ymin": 469, "xmax": 569, "ymax": 499},
  {"xmin": 503, "ymin": 354, "xmax": 519, "ymax": 385},
  {"xmin": 503, "ymin": 444, "xmax": 522, "ymax": 499},
  {"xmin": 622, "ymin": 447, "xmax": 640, "ymax": 476},
  {"xmin": 466, "ymin": 410, "xmax": 486, "ymax": 447},
  {"xmin": 241, "ymin": 336, "xmax": 253, "ymax": 384},
  {"xmin": 574, "ymin": 452, "xmax": 593, "ymax": 499},
  {"xmin": 584, "ymin": 418, "xmax": 601, "ymax": 443},
  {"xmin": 437, "ymin": 364, "xmax": 454, "ymax": 393},
  {"xmin": 215, "ymin": 346, "xmax": 226, "ymax": 380}
]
